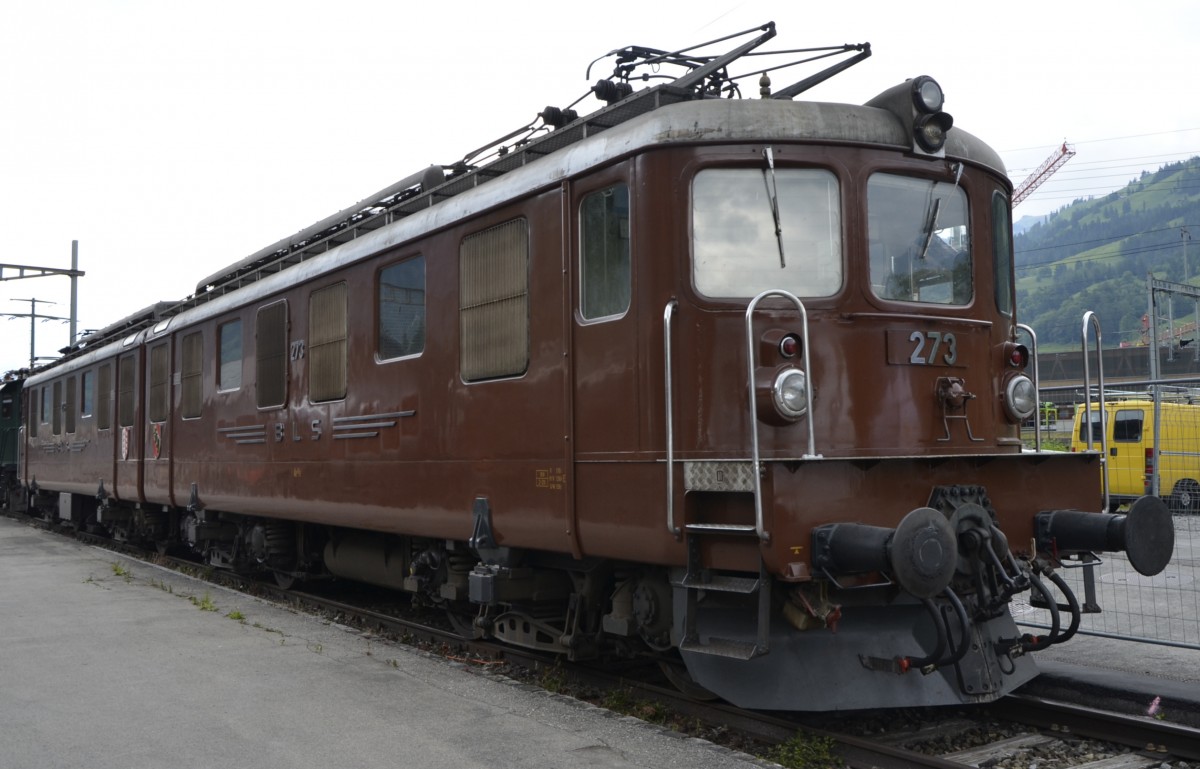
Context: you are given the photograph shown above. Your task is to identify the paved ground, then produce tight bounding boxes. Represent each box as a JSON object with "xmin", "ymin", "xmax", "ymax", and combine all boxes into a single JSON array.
[
  {"xmin": 5, "ymin": 512, "xmax": 1200, "ymax": 769},
  {"xmin": 0, "ymin": 517, "xmax": 767, "ymax": 769}
]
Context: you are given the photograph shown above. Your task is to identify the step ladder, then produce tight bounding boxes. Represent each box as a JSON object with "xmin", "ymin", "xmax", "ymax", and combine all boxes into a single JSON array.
[
  {"xmin": 663, "ymin": 290, "xmax": 816, "ymax": 661},
  {"xmin": 678, "ymin": 526, "xmax": 771, "ymax": 660}
]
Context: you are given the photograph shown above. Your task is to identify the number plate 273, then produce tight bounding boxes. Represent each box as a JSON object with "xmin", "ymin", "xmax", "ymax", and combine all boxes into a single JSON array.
[{"xmin": 886, "ymin": 329, "xmax": 962, "ymax": 367}]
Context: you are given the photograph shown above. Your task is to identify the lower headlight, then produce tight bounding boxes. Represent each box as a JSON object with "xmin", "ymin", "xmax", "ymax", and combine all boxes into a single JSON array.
[
  {"xmin": 773, "ymin": 368, "xmax": 808, "ymax": 421},
  {"xmin": 1003, "ymin": 374, "xmax": 1037, "ymax": 422}
]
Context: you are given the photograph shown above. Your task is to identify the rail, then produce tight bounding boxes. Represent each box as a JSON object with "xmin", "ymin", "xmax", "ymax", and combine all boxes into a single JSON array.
[{"xmin": 745, "ymin": 290, "xmax": 818, "ymax": 543}]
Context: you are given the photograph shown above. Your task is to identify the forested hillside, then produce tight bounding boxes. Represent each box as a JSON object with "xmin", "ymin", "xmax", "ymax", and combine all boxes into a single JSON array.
[{"xmin": 1015, "ymin": 157, "xmax": 1200, "ymax": 347}]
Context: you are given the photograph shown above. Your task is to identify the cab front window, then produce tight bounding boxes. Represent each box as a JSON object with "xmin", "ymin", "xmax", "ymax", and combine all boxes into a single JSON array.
[
  {"xmin": 692, "ymin": 168, "xmax": 841, "ymax": 298},
  {"xmin": 868, "ymin": 173, "xmax": 971, "ymax": 305}
]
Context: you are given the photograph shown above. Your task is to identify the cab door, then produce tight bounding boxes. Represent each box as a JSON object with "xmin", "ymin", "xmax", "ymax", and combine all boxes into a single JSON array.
[
  {"xmin": 569, "ymin": 172, "xmax": 647, "ymax": 557},
  {"xmin": 571, "ymin": 175, "xmax": 638, "ymax": 457}
]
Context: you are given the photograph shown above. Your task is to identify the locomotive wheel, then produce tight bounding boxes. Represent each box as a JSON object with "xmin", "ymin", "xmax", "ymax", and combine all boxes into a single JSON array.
[
  {"xmin": 1170, "ymin": 479, "xmax": 1200, "ymax": 514},
  {"xmin": 657, "ymin": 660, "xmax": 719, "ymax": 701}
]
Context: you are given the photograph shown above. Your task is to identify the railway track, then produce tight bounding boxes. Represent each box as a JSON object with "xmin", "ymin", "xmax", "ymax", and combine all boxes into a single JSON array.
[{"xmin": 14, "ymin": 512, "xmax": 1200, "ymax": 769}]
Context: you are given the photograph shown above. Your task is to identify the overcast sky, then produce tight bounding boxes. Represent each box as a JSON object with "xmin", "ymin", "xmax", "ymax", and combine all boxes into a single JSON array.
[{"xmin": 2, "ymin": 1, "xmax": 1197, "ymax": 373}]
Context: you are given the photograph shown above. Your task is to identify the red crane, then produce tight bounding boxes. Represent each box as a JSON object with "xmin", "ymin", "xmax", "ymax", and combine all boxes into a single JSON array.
[{"xmin": 1012, "ymin": 141, "xmax": 1076, "ymax": 207}]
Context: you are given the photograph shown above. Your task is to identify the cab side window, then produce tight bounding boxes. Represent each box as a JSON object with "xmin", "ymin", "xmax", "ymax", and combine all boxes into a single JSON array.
[{"xmin": 580, "ymin": 184, "xmax": 630, "ymax": 320}]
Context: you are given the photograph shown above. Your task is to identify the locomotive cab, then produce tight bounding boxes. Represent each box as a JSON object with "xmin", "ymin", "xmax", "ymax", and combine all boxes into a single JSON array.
[{"xmin": 654, "ymin": 72, "xmax": 1175, "ymax": 710}]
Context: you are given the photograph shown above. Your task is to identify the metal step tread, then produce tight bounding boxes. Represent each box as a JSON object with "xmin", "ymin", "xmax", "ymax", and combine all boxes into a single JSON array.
[
  {"xmin": 680, "ymin": 573, "xmax": 761, "ymax": 594},
  {"xmin": 684, "ymin": 523, "xmax": 757, "ymax": 535},
  {"xmin": 680, "ymin": 636, "xmax": 762, "ymax": 660}
]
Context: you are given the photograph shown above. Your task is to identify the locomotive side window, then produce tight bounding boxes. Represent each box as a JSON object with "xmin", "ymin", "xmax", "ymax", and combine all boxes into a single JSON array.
[
  {"xmin": 580, "ymin": 184, "xmax": 630, "ymax": 319},
  {"xmin": 310, "ymin": 282, "xmax": 348, "ymax": 402},
  {"xmin": 692, "ymin": 168, "xmax": 841, "ymax": 298},
  {"xmin": 460, "ymin": 219, "xmax": 529, "ymax": 381},
  {"xmin": 149, "ymin": 343, "xmax": 169, "ymax": 423},
  {"xmin": 379, "ymin": 257, "xmax": 426, "ymax": 360},
  {"xmin": 52, "ymin": 381, "xmax": 62, "ymax": 435},
  {"xmin": 868, "ymin": 173, "xmax": 971, "ymax": 305},
  {"xmin": 218, "ymin": 320, "xmax": 243, "ymax": 392},
  {"xmin": 117, "ymin": 355, "xmax": 135, "ymax": 428},
  {"xmin": 181, "ymin": 332, "xmax": 203, "ymax": 419},
  {"xmin": 256, "ymin": 301, "xmax": 288, "ymax": 409},
  {"xmin": 65, "ymin": 376, "xmax": 77, "ymax": 434},
  {"xmin": 29, "ymin": 391, "xmax": 38, "ymax": 438},
  {"xmin": 97, "ymin": 364, "xmax": 112, "ymax": 430},
  {"xmin": 992, "ymin": 191, "xmax": 1014, "ymax": 316},
  {"xmin": 40, "ymin": 387, "xmax": 49, "ymax": 426},
  {"xmin": 81, "ymin": 370, "xmax": 94, "ymax": 418}
]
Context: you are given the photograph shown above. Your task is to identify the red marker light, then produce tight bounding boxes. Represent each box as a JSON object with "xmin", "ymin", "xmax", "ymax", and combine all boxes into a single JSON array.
[{"xmin": 779, "ymin": 334, "xmax": 800, "ymax": 358}]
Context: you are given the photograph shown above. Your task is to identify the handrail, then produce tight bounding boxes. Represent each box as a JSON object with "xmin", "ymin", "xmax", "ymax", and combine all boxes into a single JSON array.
[
  {"xmin": 745, "ymin": 290, "xmax": 818, "ymax": 543},
  {"xmin": 663, "ymin": 300, "xmax": 681, "ymax": 538},
  {"xmin": 1081, "ymin": 311, "xmax": 1109, "ymax": 511},
  {"xmin": 1016, "ymin": 323, "xmax": 1041, "ymax": 453}
]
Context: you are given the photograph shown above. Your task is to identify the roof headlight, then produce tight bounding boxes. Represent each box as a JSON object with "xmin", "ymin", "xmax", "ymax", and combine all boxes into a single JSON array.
[
  {"xmin": 911, "ymin": 76, "xmax": 944, "ymax": 113},
  {"xmin": 1003, "ymin": 374, "xmax": 1037, "ymax": 422},
  {"xmin": 773, "ymin": 368, "xmax": 808, "ymax": 421},
  {"xmin": 864, "ymin": 75, "xmax": 954, "ymax": 157},
  {"xmin": 914, "ymin": 113, "xmax": 953, "ymax": 153}
]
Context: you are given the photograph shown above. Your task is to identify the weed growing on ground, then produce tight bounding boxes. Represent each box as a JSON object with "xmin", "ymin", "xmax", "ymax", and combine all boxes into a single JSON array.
[
  {"xmin": 762, "ymin": 733, "xmax": 840, "ymax": 769},
  {"xmin": 147, "ymin": 578, "xmax": 174, "ymax": 594},
  {"xmin": 251, "ymin": 622, "xmax": 283, "ymax": 635},
  {"xmin": 598, "ymin": 687, "xmax": 670, "ymax": 724},
  {"xmin": 110, "ymin": 562, "xmax": 132, "ymax": 582},
  {"xmin": 190, "ymin": 592, "xmax": 217, "ymax": 612},
  {"xmin": 601, "ymin": 687, "xmax": 636, "ymax": 713},
  {"xmin": 226, "ymin": 610, "xmax": 246, "ymax": 622},
  {"xmin": 537, "ymin": 663, "xmax": 568, "ymax": 694}
]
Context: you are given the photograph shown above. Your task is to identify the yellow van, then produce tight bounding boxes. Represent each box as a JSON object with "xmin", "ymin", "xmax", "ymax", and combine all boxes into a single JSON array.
[{"xmin": 1071, "ymin": 399, "xmax": 1200, "ymax": 513}]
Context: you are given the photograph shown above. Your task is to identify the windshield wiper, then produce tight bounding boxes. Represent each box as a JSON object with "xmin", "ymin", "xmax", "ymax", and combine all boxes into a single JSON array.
[
  {"xmin": 762, "ymin": 147, "xmax": 786, "ymax": 268},
  {"xmin": 917, "ymin": 196, "xmax": 942, "ymax": 262},
  {"xmin": 918, "ymin": 163, "xmax": 962, "ymax": 261}
]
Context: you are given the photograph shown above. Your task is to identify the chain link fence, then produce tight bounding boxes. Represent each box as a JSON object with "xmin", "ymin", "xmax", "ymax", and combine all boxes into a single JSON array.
[{"xmin": 1015, "ymin": 378, "xmax": 1200, "ymax": 649}]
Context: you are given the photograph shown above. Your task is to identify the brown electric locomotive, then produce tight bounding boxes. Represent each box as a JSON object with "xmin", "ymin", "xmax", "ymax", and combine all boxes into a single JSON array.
[{"xmin": 16, "ymin": 23, "xmax": 1174, "ymax": 711}]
